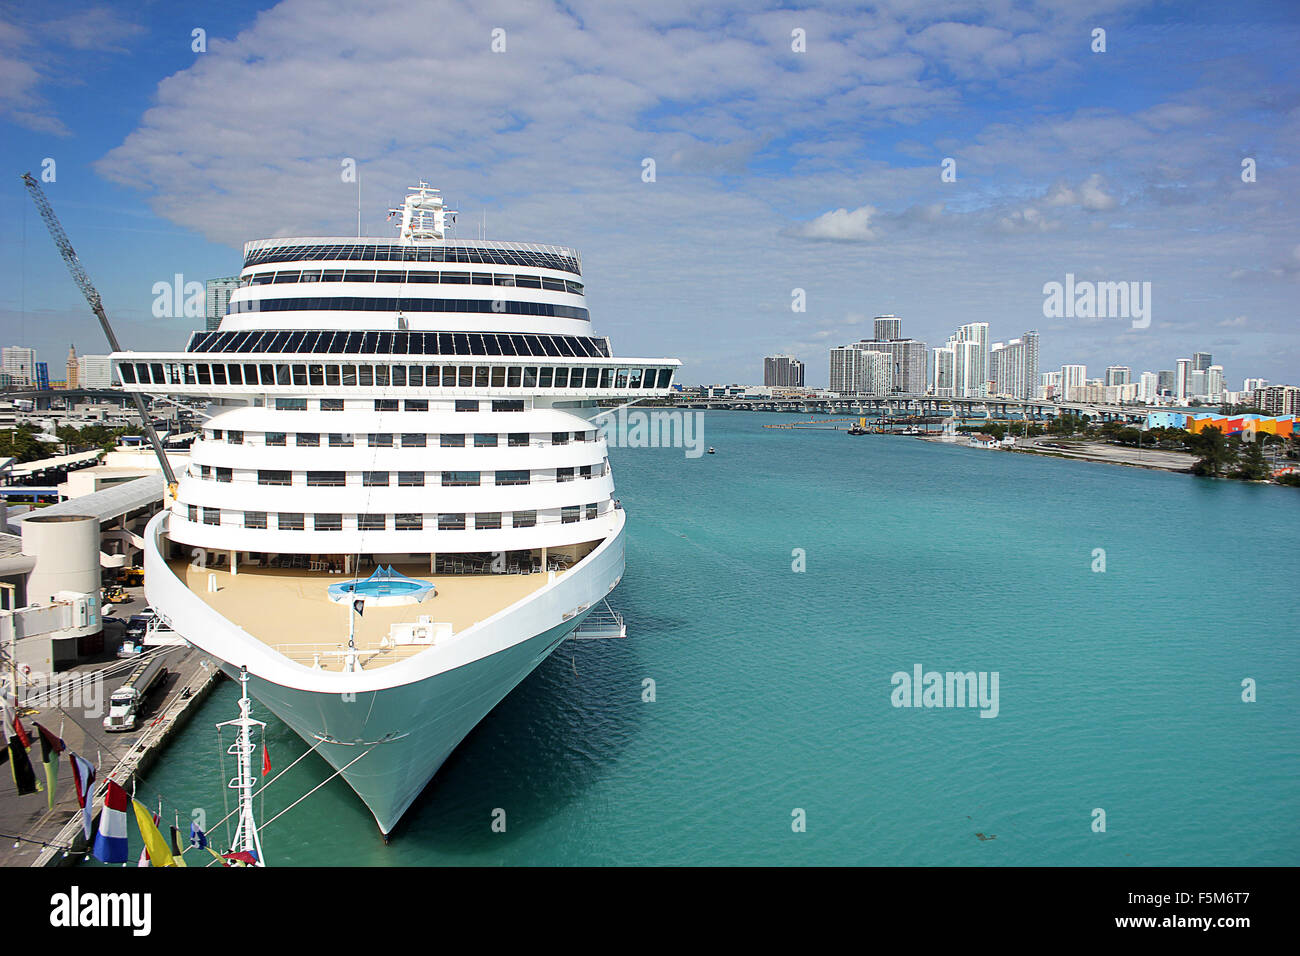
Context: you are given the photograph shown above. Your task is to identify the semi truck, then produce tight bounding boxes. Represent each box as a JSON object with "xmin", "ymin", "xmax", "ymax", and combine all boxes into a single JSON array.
[{"xmin": 103, "ymin": 655, "xmax": 168, "ymax": 732}]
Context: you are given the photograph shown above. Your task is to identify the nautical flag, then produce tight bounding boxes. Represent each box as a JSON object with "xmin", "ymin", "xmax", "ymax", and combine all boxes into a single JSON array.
[
  {"xmin": 168, "ymin": 825, "xmax": 188, "ymax": 867},
  {"xmin": 132, "ymin": 800, "xmax": 176, "ymax": 868},
  {"xmin": 92, "ymin": 780, "xmax": 130, "ymax": 864},
  {"xmin": 5, "ymin": 735, "xmax": 39, "ymax": 795},
  {"xmin": 222, "ymin": 850, "xmax": 258, "ymax": 866},
  {"xmin": 11, "ymin": 714, "xmax": 30, "ymax": 749},
  {"xmin": 189, "ymin": 820, "xmax": 208, "ymax": 849},
  {"xmin": 261, "ymin": 741, "xmax": 271, "ymax": 777},
  {"xmin": 68, "ymin": 751, "xmax": 96, "ymax": 840},
  {"xmin": 34, "ymin": 723, "xmax": 65, "ymax": 811},
  {"xmin": 352, "ymin": 598, "xmax": 365, "ymax": 617}
]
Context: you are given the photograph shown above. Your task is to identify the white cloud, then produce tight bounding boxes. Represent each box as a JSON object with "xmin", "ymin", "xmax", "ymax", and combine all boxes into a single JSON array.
[{"xmin": 788, "ymin": 205, "xmax": 880, "ymax": 241}]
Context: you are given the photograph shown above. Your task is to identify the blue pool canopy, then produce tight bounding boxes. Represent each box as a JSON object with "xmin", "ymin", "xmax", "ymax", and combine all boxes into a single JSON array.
[{"xmin": 328, "ymin": 565, "xmax": 436, "ymax": 601}]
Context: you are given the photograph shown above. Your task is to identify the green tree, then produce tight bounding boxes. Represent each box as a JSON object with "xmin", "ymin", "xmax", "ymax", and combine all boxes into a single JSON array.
[
  {"xmin": 1233, "ymin": 439, "xmax": 1270, "ymax": 480},
  {"xmin": 1189, "ymin": 426, "xmax": 1232, "ymax": 477}
]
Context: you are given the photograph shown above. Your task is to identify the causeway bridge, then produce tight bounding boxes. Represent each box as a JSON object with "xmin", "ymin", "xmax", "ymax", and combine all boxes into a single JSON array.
[{"xmin": 664, "ymin": 394, "xmax": 1152, "ymax": 423}]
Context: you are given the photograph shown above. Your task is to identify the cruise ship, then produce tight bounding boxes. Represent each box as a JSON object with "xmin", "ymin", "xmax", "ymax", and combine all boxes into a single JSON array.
[{"xmin": 115, "ymin": 183, "xmax": 679, "ymax": 836}]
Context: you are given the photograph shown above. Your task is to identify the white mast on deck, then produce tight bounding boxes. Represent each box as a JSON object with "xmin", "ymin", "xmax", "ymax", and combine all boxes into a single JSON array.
[
  {"xmin": 390, "ymin": 181, "xmax": 456, "ymax": 243},
  {"xmin": 217, "ymin": 667, "xmax": 267, "ymax": 865}
]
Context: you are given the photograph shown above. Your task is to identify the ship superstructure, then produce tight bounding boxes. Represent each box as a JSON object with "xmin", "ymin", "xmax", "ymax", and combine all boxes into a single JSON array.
[{"xmin": 116, "ymin": 183, "xmax": 679, "ymax": 834}]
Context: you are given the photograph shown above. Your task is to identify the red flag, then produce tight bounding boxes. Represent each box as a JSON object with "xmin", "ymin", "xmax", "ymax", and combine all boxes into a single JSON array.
[
  {"xmin": 12, "ymin": 715, "xmax": 30, "ymax": 749},
  {"xmin": 261, "ymin": 742, "xmax": 271, "ymax": 777}
]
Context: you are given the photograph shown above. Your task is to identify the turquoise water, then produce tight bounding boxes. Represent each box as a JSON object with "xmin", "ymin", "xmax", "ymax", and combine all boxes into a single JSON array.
[{"xmin": 121, "ymin": 412, "xmax": 1300, "ymax": 866}]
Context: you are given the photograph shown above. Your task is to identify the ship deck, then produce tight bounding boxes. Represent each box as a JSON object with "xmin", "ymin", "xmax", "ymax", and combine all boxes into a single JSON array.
[{"xmin": 168, "ymin": 559, "xmax": 566, "ymax": 671}]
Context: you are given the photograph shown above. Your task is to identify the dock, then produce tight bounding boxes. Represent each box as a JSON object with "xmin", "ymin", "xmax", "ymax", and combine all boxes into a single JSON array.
[{"xmin": 0, "ymin": 645, "xmax": 222, "ymax": 867}]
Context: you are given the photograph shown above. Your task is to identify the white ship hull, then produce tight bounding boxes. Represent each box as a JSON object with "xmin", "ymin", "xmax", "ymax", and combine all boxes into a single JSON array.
[{"xmin": 144, "ymin": 508, "xmax": 625, "ymax": 834}]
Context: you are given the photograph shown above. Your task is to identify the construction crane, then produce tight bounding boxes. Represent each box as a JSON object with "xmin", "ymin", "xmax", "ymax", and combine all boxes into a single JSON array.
[{"xmin": 21, "ymin": 172, "xmax": 177, "ymax": 486}]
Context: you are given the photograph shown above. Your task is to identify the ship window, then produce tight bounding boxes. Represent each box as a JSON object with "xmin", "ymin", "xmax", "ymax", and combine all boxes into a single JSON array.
[
  {"xmin": 343, "ymin": 331, "xmax": 364, "ymax": 353},
  {"xmin": 579, "ymin": 465, "xmax": 592, "ymax": 477},
  {"xmin": 476, "ymin": 513, "xmax": 502, "ymax": 530},
  {"xmin": 321, "ymin": 398, "xmax": 343, "ymax": 411},
  {"xmin": 538, "ymin": 367, "xmax": 554, "ymax": 387},
  {"xmin": 359, "ymin": 366, "xmax": 374, "ymax": 386},
  {"xmin": 442, "ymin": 471, "xmax": 480, "ymax": 487},
  {"xmin": 224, "ymin": 364, "xmax": 242, "ymax": 385},
  {"xmin": 541, "ymin": 277, "xmax": 565, "ymax": 292},
  {"xmin": 363, "ymin": 472, "xmax": 389, "ymax": 487},
  {"xmin": 439, "ymin": 365, "xmax": 454, "ymax": 385},
  {"xmin": 374, "ymin": 399, "xmax": 399, "ymax": 412},
  {"xmin": 307, "ymin": 471, "xmax": 344, "ymax": 486},
  {"xmin": 492, "ymin": 400, "xmax": 524, "ymax": 412},
  {"xmin": 458, "ymin": 367, "xmax": 472, "ymax": 388},
  {"xmin": 391, "ymin": 365, "xmax": 406, "ymax": 386},
  {"xmin": 276, "ymin": 398, "xmax": 306, "ymax": 410},
  {"xmin": 515, "ymin": 275, "xmax": 541, "ymax": 289},
  {"xmin": 471, "ymin": 273, "xmax": 493, "ymax": 285},
  {"xmin": 408, "ymin": 271, "xmax": 438, "ymax": 283},
  {"xmin": 375, "ymin": 365, "xmax": 390, "ymax": 387},
  {"xmin": 627, "ymin": 368, "xmax": 643, "ymax": 389},
  {"xmin": 258, "ymin": 470, "xmax": 291, "ymax": 485},
  {"xmin": 196, "ymin": 364, "xmax": 212, "ymax": 385},
  {"xmin": 321, "ymin": 270, "xmax": 344, "ymax": 282},
  {"xmin": 494, "ymin": 274, "xmax": 515, "ymax": 286},
  {"xmin": 552, "ymin": 432, "xmax": 569, "ymax": 445},
  {"xmin": 277, "ymin": 513, "xmax": 304, "ymax": 531},
  {"xmin": 358, "ymin": 514, "xmax": 385, "ymax": 531},
  {"xmin": 401, "ymin": 433, "xmax": 426, "ymax": 448},
  {"xmin": 507, "ymin": 367, "xmax": 522, "ymax": 387},
  {"xmin": 441, "ymin": 434, "xmax": 465, "ymax": 447},
  {"xmin": 398, "ymin": 471, "xmax": 424, "ymax": 487},
  {"xmin": 299, "ymin": 270, "xmax": 321, "ymax": 282},
  {"xmin": 523, "ymin": 367, "xmax": 538, "ymax": 387},
  {"xmin": 497, "ymin": 334, "xmax": 517, "ymax": 356},
  {"xmin": 308, "ymin": 365, "xmax": 324, "ymax": 386},
  {"xmin": 600, "ymin": 368, "xmax": 613, "ymax": 388},
  {"xmin": 314, "ymin": 514, "xmax": 342, "ymax": 531},
  {"xmin": 468, "ymin": 334, "xmax": 487, "ymax": 355},
  {"xmin": 202, "ymin": 508, "xmax": 221, "ymax": 525},
  {"xmin": 474, "ymin": 366, "xmax": 489, "ymax": 388},
  {"xmin": 212, "ymin": 365, "xmax": 228, "ymax": 385},
  {"xmin": 437, "ymin": 514, "xmax": 464, "ymax": 531},
  {"xmin": 437, "ymin": 333, "xmax": 454, "ymax": 355},
  {"xmin": 266, "ymin": 432, "xmax": 287, "ymax": 446},
  {"xmin": 657, "ymin": 368, "xmax": 673, "ymax": 388},
  {"xmin": 553, "ymin": 336, "xmax": 575, "ymax": 357},
  {"xmin": 553, "ymin": 368, "xmax": 568, "ymax": 388},
  {"xmin": 511, "ymin": 510, "xmax": 536, "ymax": 528},
  {"xmin": 342, "ymin": 365, "xmax": 357, "ymax": 386},
  {"xmin": 228, "ymin": 430, "xmax": 243, "ymax": 444},
  {"xmin": 244, "ymin": 511, "xmax": 267, "ymax": 529},
  {"xmin": 508, "ymin": 433, "xmax": 529, "ymax": 447},
  {"xmin": 616, "ymin": 368, "xmax": 629, "ymax": 388},
  {"xmin": 272, "ymin": 271, "xmax": 299, "ymax": 284},
  {"xmin": 328, "ymin": 433, "xmax": 353, "ymax": 448},
  {"xmin": 424, "ymin": 365, "xmax": 440, "ymax": 385},
  {"xmin": 443, "ymin": 272, "xmax": 469, "ymax": 284},
  {"xmin": 586, "ymin": 503, "xmax": 598, "ymax": 520},
  {"xmin": 404, "ymin": 399, "xmax": 428, "ymax": 411},
  {"xmin": 490, "ymin": 366, "xmax": 506, "ymax": 387},
  {"xmin": 496, "ymin": 470, "xmax": 529, "ymax": 486},
  {"xmin": 474, "ymin": 434, "xmax": 497, "ymax": 447},
  {"xmin": 408, "ymin": 366, "xmax": 424, "ymax": 386},
  {"xmin": 285, "ymin": 332, "xmax": 305, "ymax": 352},
  {"xmin": 562, "ymin": 506, "xmax": 580, "ymax": 524},
  {"xmin": 367, "ymin": 433, "xmax": 393, "ymax": 447},
  {"xmin": 396, "ymin": 514, "xmax": 423, "ymax": 531},
  {"xmin": 275, "ymin": 364, "xmax": 291, "ymax": 385},
  {"xmin": 297, "ymin": 433, "xmax": 320, "ymax": 447},
  {"xmin": 455, "ymin": 399, "xmax": 478, "ymax": 412},
  {"xmin": 376, "ymin": 271, "xmax": 404, "ymax": 283},
  {"xmin": 558, "ymin": 467, "xmax": 575, "ymax": 483},
  {"xmin": 343, "ymin": 271, "xmax": 375, "ymax": 282}
]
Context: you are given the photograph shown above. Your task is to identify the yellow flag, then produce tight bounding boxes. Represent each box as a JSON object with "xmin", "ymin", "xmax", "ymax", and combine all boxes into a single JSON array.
[{"xmin": 131, "ymin": 800, "xmax": 176, "ymax": 867}]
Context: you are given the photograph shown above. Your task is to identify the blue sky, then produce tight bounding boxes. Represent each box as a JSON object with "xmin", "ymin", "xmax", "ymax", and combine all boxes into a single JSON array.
[{"xmin": 2, "ymin": 0, "xmax": 1298, "ymax": 387}]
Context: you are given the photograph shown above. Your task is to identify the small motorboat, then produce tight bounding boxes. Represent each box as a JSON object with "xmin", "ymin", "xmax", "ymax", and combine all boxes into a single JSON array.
[{"xmin": 707, "ymin": 447, "xmax": 715, "ymax": 454}]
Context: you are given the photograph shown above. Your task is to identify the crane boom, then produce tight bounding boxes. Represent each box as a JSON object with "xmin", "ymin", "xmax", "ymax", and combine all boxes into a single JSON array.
[{"xmin": 21, "ymin": 172, "xmax": 178, "ymax": 485}]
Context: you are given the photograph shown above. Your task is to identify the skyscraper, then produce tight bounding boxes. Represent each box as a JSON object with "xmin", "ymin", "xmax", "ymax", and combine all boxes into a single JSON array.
[
  {"xmin": 1175, "ymin": 358, "xmax": 1191, "ymax": 401},
  {"xmin": 944, "ymin": 323, "xmax": 989, "ymax": 397},
  {"xmin": 1060, "ymin": 364, "xmax": 1087, "ymax": 400},
  {"xmin": 764, "ymin": 354, "xmax": 805, "ymax": 388},
  {"xmin": 1104, "ymin": 366, "xmax": 1130, "ymax": 386},
  {"xmin": 829, "ymin": 346, "xmax": 861, "ymax": 394},
  {"xmin": 205, "ymin": 276, "xmax": 242, "ymax": 332},
  {"xmin": 1192, "ymin": 352, "xmax": 1213, "ymax": 372},
  {"xmin": 2, "ymin": 346, "xmax": 35, "ymax": 386},
  {"xmin": 988, "ymin": 331, "xmax": 1039, "ymax": 400},
  {"xmin": 873, "ymin": 315, "xmax": 902, "ymax": 342},
  {"xmin": 1157, "ymin": 370, "xmax": 1175, "ymax": 395}
]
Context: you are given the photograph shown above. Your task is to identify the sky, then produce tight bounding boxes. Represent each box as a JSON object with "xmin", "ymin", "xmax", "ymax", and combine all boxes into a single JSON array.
[{"xmin": 1, "ymin": 0, "xmax": 1298, "ymax": 388}]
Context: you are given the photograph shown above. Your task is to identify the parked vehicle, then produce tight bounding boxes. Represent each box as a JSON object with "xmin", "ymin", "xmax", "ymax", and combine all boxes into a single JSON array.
[
  {"xmin": 119, "ymin": 567, "xmax": 145, "ymax": 587},
  {"xmin": 125, "ymin": 609, "xmax": 157, "ymax": 640},
  {"xmin": 103, "ymin": 656, "xmax": 168, "ymax": 731},
  {"xmin": 102, "ymin": 585, "xmax": 130, "ymax": 604}
]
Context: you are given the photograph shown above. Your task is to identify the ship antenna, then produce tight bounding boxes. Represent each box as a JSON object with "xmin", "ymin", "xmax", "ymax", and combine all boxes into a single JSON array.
[{"xmin": 216, "ymin": 666, "xmax": 267, "ymax": 865}]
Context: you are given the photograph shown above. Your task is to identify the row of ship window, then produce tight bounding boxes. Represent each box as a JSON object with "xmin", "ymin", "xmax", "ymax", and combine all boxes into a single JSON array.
[
  {"xmin": 184, "ymin": 330, "xmax": 611, "ymax": 358},
  {"xmin": 201, "ymin": 428, "xmax": 599, "ymax": 447},
  {"xmin": 226, "ymin": 297, "xmax": 590, "ymax": 321},
  {"xmin": 182, "ymin": 504, "xmax": 604, "ymax": 530},
  {"xmin": 120, "ymin": 361, "xmax": 672, "ymax": 390},
  {"xmin": 267, "ymin": 398, "xmax": 530, "ymax": 412},
  {"xmin": 242, "ymin": 269, "xmax": 584, "ymax": 295},
  {"xmin": 244, "ymin": 243, "xmax": 581, "ymax": 275},
  {"xmin": 194, "ymin": 465, "xmax": 607, "ymax": 486}
]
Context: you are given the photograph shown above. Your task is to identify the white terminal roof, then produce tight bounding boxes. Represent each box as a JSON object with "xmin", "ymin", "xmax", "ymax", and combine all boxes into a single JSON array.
[{"xmin": 16, "ymin": 474, "xmax": 165, "ymax": 526}]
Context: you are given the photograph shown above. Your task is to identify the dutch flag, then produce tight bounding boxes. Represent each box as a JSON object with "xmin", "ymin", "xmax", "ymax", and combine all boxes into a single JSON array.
[{"xmin": 92, "ymin": 780, "xmax": 130, "ymax": 864}]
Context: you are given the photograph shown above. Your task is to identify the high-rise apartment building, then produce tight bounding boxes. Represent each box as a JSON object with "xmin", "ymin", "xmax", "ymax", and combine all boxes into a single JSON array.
[
  {"xmin": 1254, "ymin": 385, "xmax": 1300, "ymax": 417},
  {"xmin": 1175, "ymin": 358, "xmax": 1191, "ymax": 401},
  {"xmin": 989, "ymin": 330, "xmax": 1040, "ymax": 400},
  {"xmin": 1192, "ymin": 352, "xmax": 1213, "ymax": 372},
  {"xmin": 764, "ymin": 354, "xmax": 805, "ymax": 388},
  {"xmin": 205, "ymin": 276, "xmax": 243, "ymax": 332},
  {"xmin": 66, "ymin": 344, "xmax": 79, "ymax": 389},
  {"xmin": 1060, "ymin": 364, "xmax": 1087, "ymax": 400},
  {"xmin": 873, "ymin": 315, "xmax": 902, "ymax": 342},
  {"xmin": 2, "ymin": 346, "xmax": 36, "ymax": 386},
  {"xmin": 1105, "ymin": 366, "xmax": 1130, "ymax": 386}
]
